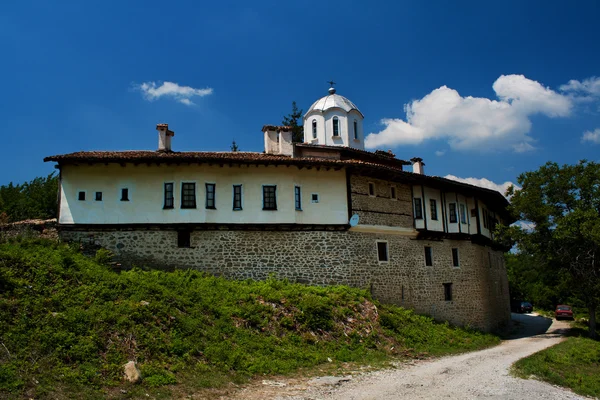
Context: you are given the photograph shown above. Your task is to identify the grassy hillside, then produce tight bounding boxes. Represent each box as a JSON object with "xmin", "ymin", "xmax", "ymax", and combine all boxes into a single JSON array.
[{"xmin": 0, "ymin": 238, "xmax": 500, "ymax": 399}]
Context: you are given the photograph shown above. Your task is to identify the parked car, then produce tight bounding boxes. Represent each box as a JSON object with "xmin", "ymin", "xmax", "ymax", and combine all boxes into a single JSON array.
[
  {"xmin": 555, "ymin": 305, "xmax": 574, "ymax": 320},
  {"xmin": 518, "ymin": 301, "xmax": 533, "ymax": 313}
]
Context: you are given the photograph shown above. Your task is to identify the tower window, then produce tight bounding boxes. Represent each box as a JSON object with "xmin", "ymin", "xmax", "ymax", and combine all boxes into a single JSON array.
[
  {"xmin": 354, "ymin": 120, "xmax": 358, "ymax": 140},
  {"xmin": 312, "ymin": 119, "xmax": 317, "ymax": 139},
  {"xmin": 332, "ymin": 117, "xmax": 340, "ymax": 136}
]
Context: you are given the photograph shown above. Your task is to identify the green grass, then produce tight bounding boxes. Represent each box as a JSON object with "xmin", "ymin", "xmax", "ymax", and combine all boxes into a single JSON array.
[
  {"xmin": 513, "ymin": 336, "xmax": 600, "ymax": 398},
  {"xmin": 0, "ymin": 238, "xmax": 500, "ymax": 399}
]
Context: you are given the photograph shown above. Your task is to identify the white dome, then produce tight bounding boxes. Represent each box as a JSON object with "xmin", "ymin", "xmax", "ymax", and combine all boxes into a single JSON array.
[{"xmin": 305, "ymin": 88, "xmax": 364, "ymax": 118}]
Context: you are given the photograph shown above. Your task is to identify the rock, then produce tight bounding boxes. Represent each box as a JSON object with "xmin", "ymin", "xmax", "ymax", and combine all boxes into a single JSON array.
[
  {"xmin": 262, "ymin": 380, "xmax": 287, "ymax": 387},
  {"xmin": 123, "ymin": 361, "xmax": 142, "ymax": 383},
  {"xmin": 308, "ymin": 375, "xmax": 352, "ymax": 386},
  {"xmin": 140, "ymin": 301, "xmax": 150, "ymax": 306}
]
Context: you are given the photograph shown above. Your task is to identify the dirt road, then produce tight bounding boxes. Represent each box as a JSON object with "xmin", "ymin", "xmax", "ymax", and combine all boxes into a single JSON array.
[{"xmin": 228, "ymin": 314, "xmax": 586, "ymax": 400}]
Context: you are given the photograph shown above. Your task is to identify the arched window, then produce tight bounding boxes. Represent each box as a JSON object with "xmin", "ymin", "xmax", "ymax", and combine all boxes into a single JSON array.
[
  {"xmin": 312, "ymin": 119, "xmax": 317, "ymax": 139},
  {"xmin": 353, "ymin": 120, "xmax": 358, "ymax": 140},
  {"xmin": 333, "ymin": 117, "xmax": 340, "ymax": 136}
]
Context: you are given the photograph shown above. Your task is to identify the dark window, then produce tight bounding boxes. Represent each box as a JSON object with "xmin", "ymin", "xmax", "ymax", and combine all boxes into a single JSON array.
[
  {"xmin": 353, "ymin": 120, "xmax": 358, "ymax": 139},
  {"xmin": 449, "ymin": 203, "xmax": 457, "ymax": 223},
  {"xmin": 95, "ymin": 192, "xmax": 102, "ymax": 201},
  {"xmin": 390, "ymin": 186, "xmax": 396, "ymax": 199},
  {"xmin": 263, "ymin": 185, "xmax": 277, "ymax": 210},
  {"xmin": 181, "ymin": 183, "xmax": 196, "ymax": 209},
  {"xmin": 233, "ymin": 185, "xmax": 242, "ymax": 210},
  {"xmin": 424, "ymin": 246, "xmax": 433, "ymax": 266},
  {"xmin": 460, "ymin": 204, "xmax": 467, "ymax": 224},
  {"xmin": 430, "ymin": 199, "xmax": 438, "ymax": 220},
  {"xmin": 311, "ymin": 193, "xmax": 319, "ymax": 203},
  {"xmin": 443, "ymin": 283, "xmax": 453, "ymax": 301},
  {"xmin": 368, "ymin": 183, "xmax": 375, "ymax": 196},
  {"xmin": 377, "ymin": 242, "xmax": 388, "ymax": 262},
  {"xmin": 312, "ymin": 120, "xmax": 317, "ymax": 139},
  {"xmin": 177, "ymin": 230, "xmax": 191, "ymax": 248},
  {"xmin": 471, "ymin": 208, "xmax": 477, "ymax": 218},
  {"xmin": 414, "ymin": 198, "xmax": 423, "ymax": 219},
  {"xmin": 452, "ymin": 248, "xmax": 459, "ymax": 267},
  {"xmin": 333, "ymin": 117, "xmax": 340, "ymax": 136},
  {"xmin": 164, "ymin": 183, "xmax": 174, "ymax": 209},
  {"xmin": 482, "ymin": 209, "xmax": 488, "ymax": 228},
  {"xmin": 205, "ymin": 183, "xmax": 216, "ymax": 209},
  {"xmin": 295, "ymin": 186, "xmax": 302, "ymax": 210},
  {"xmin": 78, "ymin": 191, "xmax": 85, "ymax": 201},
  {"xmin": 121, "ymin": 188, "xmax": 129, "ymax": 201}
]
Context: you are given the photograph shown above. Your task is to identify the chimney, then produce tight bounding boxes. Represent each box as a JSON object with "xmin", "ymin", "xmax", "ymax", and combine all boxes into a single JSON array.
[
  {"xmin": 157, "ymin": 123, "xmax": 174, "ymax": 152},
  {"xmin": 261, "ymin": 125, "xmax": 294, "ymax": 156},
  {"xmin": 410, "ymin": 157, "xmax": 425, "ymax": 175}
]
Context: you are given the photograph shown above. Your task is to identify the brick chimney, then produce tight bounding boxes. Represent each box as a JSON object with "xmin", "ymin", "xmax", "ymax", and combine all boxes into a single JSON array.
[
  {"xmin": 157, "ymin": 123, "xmax": 174, "ymax": 152},
  {"xmin": 410, "ymin": 157, "xmax": 425, "ymax": 175}
]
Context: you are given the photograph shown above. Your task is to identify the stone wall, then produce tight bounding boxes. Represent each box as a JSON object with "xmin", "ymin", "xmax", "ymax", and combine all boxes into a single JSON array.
[{"xmin": 61, "ymin": 228, "xmax": 510, "ymax": 332}]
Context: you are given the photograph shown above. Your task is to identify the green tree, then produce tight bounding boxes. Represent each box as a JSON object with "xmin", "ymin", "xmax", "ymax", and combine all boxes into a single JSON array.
[
  {"xmin": 504, "ymin": 160, "xmax": 600, "ymax": 338},
  {"xmin": 282, "ymin": 101, "xmax": 304, "ymax": 143},
  {"xmin": 0, "ymin": 172, "xmax": 58, "ymax": 222},
  {"xmin": 230, "ymin": 140, "xmax": 239, "ymax": 152}
]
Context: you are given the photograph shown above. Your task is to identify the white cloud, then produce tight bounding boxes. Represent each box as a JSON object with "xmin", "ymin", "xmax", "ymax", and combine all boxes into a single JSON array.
[
  {"xmin": 135, "ymin": 81, "xmax": 213, "ymax": 105},
  {"xmin": 435, "ymin": 150, "xmax": 445, "ymax": 156},
  {"xmin": 582, "ymin": 128, "xmax": 600, "ymax": 144},
  {"xmin": 560, "ymin": 77, "xmax": 600, "ymax": 98},
  {"xmin": 365, "ymin": 75, "xmax": 573, "ymax": 152},
  {"xmin": 513, "ymin": 220, "xmax": 536, "ymax": 231},
  {"xmin": 443, "ymin": 174, "xmax": 518, "ymax": 198}
]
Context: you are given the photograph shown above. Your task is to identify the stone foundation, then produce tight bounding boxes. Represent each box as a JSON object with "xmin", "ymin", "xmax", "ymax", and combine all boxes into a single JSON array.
[{"xmin": 61, "ymin": 228, "xmax": 510, "ymax": 332}]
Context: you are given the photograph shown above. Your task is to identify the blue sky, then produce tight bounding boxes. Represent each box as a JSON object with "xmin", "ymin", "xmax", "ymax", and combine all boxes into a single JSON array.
[{"xmin": 1, "ymin": 0, "xmax": 599, "ymax": 194}]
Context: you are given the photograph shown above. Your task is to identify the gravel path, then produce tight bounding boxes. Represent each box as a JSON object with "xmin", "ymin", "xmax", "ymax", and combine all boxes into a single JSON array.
[{"xmin": 228, "ymin": 313, "xmax": 588, "ymax": 400}]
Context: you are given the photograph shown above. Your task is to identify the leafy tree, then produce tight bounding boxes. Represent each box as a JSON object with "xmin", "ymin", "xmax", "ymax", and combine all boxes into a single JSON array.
[
  {"xmin": 504, "ymin": 160, "xmax": 600, "ymax": 338},
  {"xmin": 282, "ymin": 101, "xmax": 304, "ymax": 143},
  {"xmin": 0, "ymin": 172, "xmax": 58, "ymax": 222},
  {"xmin": 230, "ymin": 140, "xmax": 239, "ymax": 152}
]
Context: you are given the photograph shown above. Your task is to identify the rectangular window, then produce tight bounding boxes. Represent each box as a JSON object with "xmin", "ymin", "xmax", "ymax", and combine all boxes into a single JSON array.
[
  {"xmin": 205, "ymin": 183, "xmax": 216, "ymax": 209},
  {"xmin": 414, "ymin": 198, "xmax": 423, "ymax": 219},
  {"xmin": 449, "ymin": 203, "xmax": 457, "ymax": 223},
  {"xmin": 452, "ymin": 248, "xmax": 459, "ymax": 267},
  {"xmin": 377, "ymin": 241, "xmax": 388, "ymax": 262},
  {"xmin": 311, "ymin": 193, "xmax": 319, "ymax": 203},
  {"xmin": 232, "ymin": 185, "xmax": 242, "ymax": 210},
  {"xmin": 95, "ymin": 192, "xmax": 102, "ymax": 201},
  {"xmin": 482, "ymin": 209, "xmax": 488, "ymax": 228},
  {"xmin": 177, "ymin": 230, "xmax": 191, "ymax": 248},
  {"xmin": 390, "ymin": 186, "xmax": 396, "ymax": 199},
  {"xmin": 263, "ymin": 185, "xmax": 277, "ymax": 210},
  {"xmin": 424, "ymin": 246, "xmax": 433, "ymax": 266},
  {"xmin": 459, "ymin": 204, "xmax": 467, "ymax": 224},
  {"xmin": 78, "ymin": 191, "xmax": 86, "ymax": 201},
  {"xmin": 181, "ymin": 183, "xmax": 196, "ymax": 209},
  {"xmin": 368, "ymin": 182, "xmax": 375, "ymax": 196},
  {"xmin": 443, "ymin": 283, "xmax": 453, "ymax": 301},
  {"xmin": 333, "ymin": 117, "xmax": 340, "ymax": 136},
  {"xmin": 164, "ymin": 183, "xmax": 174, "ymax": 209},
  {"xmin": 430, "ymin": 199, "xmax": 438, "ymax": 220},
  {"xmin": 353, "ymin": 120, "xmax": 358, "ymax": 140},
  {"xmin": 121, "ymin": 188, "xmax": 129, "ymax": 201},
  {"xmin": 295, "ymin": 186, "xmax": 302, "ymax": 210}
]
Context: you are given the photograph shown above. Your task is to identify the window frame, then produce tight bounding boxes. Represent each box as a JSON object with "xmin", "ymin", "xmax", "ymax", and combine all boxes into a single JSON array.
[
  {"xmin": 78, "ymin": 191, "xmax": 86, "ymax": 201},
  {"xmin": 424, "ymin": 246, "xmax": 433, "ymax": 267},
  {"xmin": 353, "ymin": 119, "xmax": 358, "ymax": 140},
  {"xmin": 205, "ymin": 183, "xmax": 216, "ymax": 210},
  {"xmin": 181, "ymin": 182, "xmax": 197, "ymax": 209},
  {"xmin": 294, "ymin": 185, "xmax": 302, "ymax": 211},
  {"xmin": 95, "ymin": 191, "xmax": 103, "ymax": 202},
  {"xmin": 311, "ymin": 193, "xmax": 319, "ymax": 203},
  {"xmin": 449, "ymin": 202, "xmax": 457, "ymax": 223},
  {"xmin": 120, "ymin": 188, "xmax": 129, "ymax": 202},
  {"xmin": 312, "ymin": 119, "xmax": 317, "ymax": 139},
  {"xmin": 377, "ymin": 241, "xmax": 389, "ymax": 262},
  {"xmin": 443, "ymin": 283, "xmax": 453, "ymax": 301},
  {"xmin": 332, "ymin": 116, "xmax": 340, "ymax": 137},
  {"xmin": 262, "ymin": 185, "xmax": 277, "ymax": 211},
  {"xmin": 232, "ymin": 184, "xmax": 243, "ymax": 211},
  {"xmin": 452, "ymin": 248, "xmax": 459, "ymax": 267},
  {"xmin": 459, "ymin": 204, "xmax": 467, "ymax": 224},
  {"xmin": 163, "ymin": 182, "xmax": 174, "ymax": 209},
  {"xmin": 430, "ymin": 199, "xmax": 438, "ymax": 220},
  {"xmin": 414, "ymin": 198, "xmax": 423, "ymax": 219},
  {"xmin": 482, "ymin": 208, "xmax": 489, "ymax": 228}
]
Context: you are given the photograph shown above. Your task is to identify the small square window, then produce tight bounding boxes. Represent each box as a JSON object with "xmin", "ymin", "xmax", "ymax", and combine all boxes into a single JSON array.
[
  {"xmin": 311, "ymin": 193, "xmax": 319, "ymax": 203},
  {"xmin": 177, "ymin": 230, "xmax": 191, "ymax": 248},
  {"xmin": 424, "ymin": 246, "xmax": 433, "ymax": 266},
  {"xmin": 78, "ymin": 191, "xmax": 86, "ymax": 201},
  {"xmin": 95, "ymin": 192, "xmax": 102, "ymax": 201},
  {"xmin": 377, "ymin": 241, "xmax": 388, "ymax": 262},
  {"xmin": 452, "ymin": 248, "xmax": 459, "ymax": 267},
  {"xmin": 443, "ymin": 283, "xmax": 453, "ymax": 301},
  {"xmin": 121, "ymin": 188, "xmax": 129, "ymax": 201},
  {"xmin": 368, "ymin": 183, "xmax": 375, "ymax": 196}
]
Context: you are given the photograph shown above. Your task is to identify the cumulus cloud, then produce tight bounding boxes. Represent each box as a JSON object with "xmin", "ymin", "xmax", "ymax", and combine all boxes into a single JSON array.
[
  {"xmin": 582, "ymin": 128, "xmax": 600, "ymax": 144},
  {"xmin": 443, "ymin": 175, "xmax": 518, "ymax": 198},
  {"xmin": 560, "ymin": 77, "xmax": 600, "ymax": 99},
  {"xmin": 135, "ymin": 81, "xmax": 213, "ymax": 105},
  {"xmin": 365, "ymin": 75, "xmax": 573, "ymax": 152}
]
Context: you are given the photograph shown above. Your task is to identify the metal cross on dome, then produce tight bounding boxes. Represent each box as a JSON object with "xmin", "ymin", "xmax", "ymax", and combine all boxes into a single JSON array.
[{"xmin": 327, "ymin": 80, "xmax": 336, "ymax": 87}]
